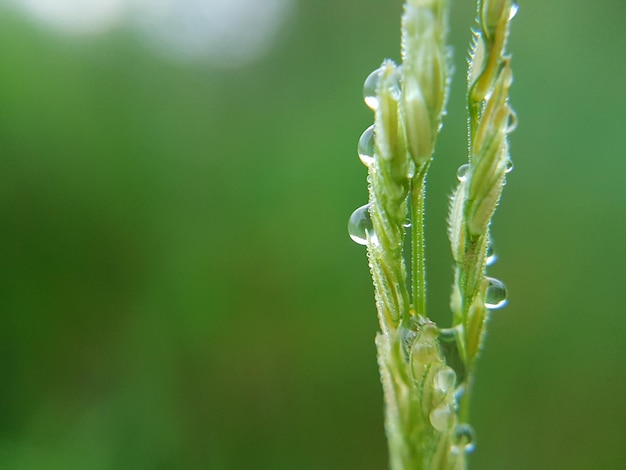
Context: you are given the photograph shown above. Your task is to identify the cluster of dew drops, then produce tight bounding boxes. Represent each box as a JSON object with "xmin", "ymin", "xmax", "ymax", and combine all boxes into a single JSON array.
[
  {"xmin": 435, "ymin": 369, "xmax": 478, "ymax": 456},
  {"xmin": 347, "ymin": 66, "xmax": 401, "ymax": 247},
  {"xmin": 348, "ymin": 67, "xmax": 510, "ymax": 312}
]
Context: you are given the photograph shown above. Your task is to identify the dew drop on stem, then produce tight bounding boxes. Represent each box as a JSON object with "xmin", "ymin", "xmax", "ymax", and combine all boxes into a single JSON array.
[
  {"xmin": 454, "ymin": 423, "xmax": 476, "ymax": 453},
  {"xmin": 363, "ymin": 66, "xmax": 401, "ymax": 111},
  {"xmin": 357, "ymin": 125, "xmax": 375, "ymax": 167},
  {"xmin": 348, "ymin": 204, "xmax": 377, "ymax": 246},
  {"xmin": 435, "ymin": 366, "xmax": 457, "ymax": 393},
  {"xmin": 457, "ymin": 163, "xmax": 471, "ymax": 182},
  {"xmin": 363, "ymin": 68, "xmax": 380, "ymax": 110},
  {"xmin": 438, "ymin": 326, "xmax": 461, "ymax": 344},
  {"xmin": 506, "ymin": 109, "xmax": 518, "ymax": 133},
  {"xmin": 484, "ymin": 276, "xmax": 507, "ymax": 309},
  {"xmin": 429, "ymin": 405, "xmax": 453, "ymax": 432}
]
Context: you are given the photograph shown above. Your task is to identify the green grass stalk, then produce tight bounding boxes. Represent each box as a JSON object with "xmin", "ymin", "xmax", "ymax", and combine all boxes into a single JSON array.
[{"xmin": 349, "ymin": 0, "xmax": 516, "ymax": 468}]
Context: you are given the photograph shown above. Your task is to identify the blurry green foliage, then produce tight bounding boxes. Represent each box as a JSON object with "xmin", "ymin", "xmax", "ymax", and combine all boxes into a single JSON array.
[{"xmin": 0, "ymin": 1, "xmax": 625, "ymax": 468}]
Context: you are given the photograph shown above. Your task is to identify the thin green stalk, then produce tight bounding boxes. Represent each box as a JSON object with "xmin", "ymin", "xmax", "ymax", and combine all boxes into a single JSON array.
[{"xmin": 411, "ymin": 163, "xmax": 429, "ymax": 318}]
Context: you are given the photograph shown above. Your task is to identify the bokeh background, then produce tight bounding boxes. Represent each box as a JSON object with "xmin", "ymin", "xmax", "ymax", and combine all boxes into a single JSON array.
[{"xmin": 1, "ymin": 0, "xmax": 625, "ymax": 468}]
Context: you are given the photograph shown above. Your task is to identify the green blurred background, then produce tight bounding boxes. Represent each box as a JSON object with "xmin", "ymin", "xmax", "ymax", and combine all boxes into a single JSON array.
[{"xmin": 1, "ymin": 0, "xmax": 625, "ymax": 468}]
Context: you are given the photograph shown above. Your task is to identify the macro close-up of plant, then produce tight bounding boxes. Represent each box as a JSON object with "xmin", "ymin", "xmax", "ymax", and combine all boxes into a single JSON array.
[
  {"xmin": 348, "ymin": 1, "xmax": 517, "ymax": 467},
  {"xmin": 2, "ymin": 0, "xmax": 625, "ymax": 468}
]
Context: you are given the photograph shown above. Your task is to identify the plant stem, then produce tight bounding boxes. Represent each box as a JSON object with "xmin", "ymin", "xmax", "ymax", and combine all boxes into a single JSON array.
[
  {"xmin": 411, "ymin": 163, "xmax": 429, "ymax": 318},
  {"xmin": 351, "ymin": 1, "xmax": 517, "ymax": 468}
]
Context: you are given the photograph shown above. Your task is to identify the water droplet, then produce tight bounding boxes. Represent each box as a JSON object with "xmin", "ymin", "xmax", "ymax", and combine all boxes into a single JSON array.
[
  {"xmin": 411, "ymin": 343, "xmax": 437, "ymax": 364},
  {"xmin": 362, "ymin": 66, "xmax": 401, "ymax": 111},
  {"xmin": 357, "ymin": 125, "xmax": 376, "ymax": 167},
  {"xmin": 363, "ymin": 68, "xmax": 382, "ymax": 110},
  {"xmin": 505, "ymin": 159, "xmax": 514, "ymax": 174},
  {"xmin": 509, "ymin": 1, "xmax": 519, "ymax": 20},
  {"xmin": 506, "ymin": 109, "xmax": 518, "ymax": 133},
  {"xmin": 400, "ymin": 326, "xmax": 417, "ymax": 350},
  {"xmin": 438, "ymin": 326, "xmax": 460, "ymax": 344},
  {"xmin": 486, "ymin": 240, "xmax": 497, "ymax": 266},
  {"xmin": 484, "ymin": 277, "xmax": 507, "ymax": 309},
  {"xmin": 348, "ymin": 204, "xmax": 377, "ymax": 246},
  {"xmin": 429, "ymin": 405, "xmax": 452, "ymax": 431},
  {"xmin": 455, "ymin": 384, "xmax": 465, "ymax": 402},
  {"xmin": 403, "ymin": 219, "xmax": 412, "ymax": 228},
  {"xmin": 435, "ymin": 366, "xmax": 456, "ymax": 393},
  {"xmin": 454, "ymin": 424, "xmax": 476, "ymax": 452},
  {"xmin": 456, "ymin": 163, "xmax": 471, "ymax": 182},
  {"xmin": 421, "ymin": 321, "xmax": 439, "ymax": 339}
]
